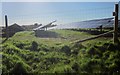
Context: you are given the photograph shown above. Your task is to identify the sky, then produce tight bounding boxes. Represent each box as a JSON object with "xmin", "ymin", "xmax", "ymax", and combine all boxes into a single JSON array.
[
  {"xmin": 0, "ymin": 2, "xmax": 117, "ymax": 26},
  {"xmin": 1, "ymin": 0, "xmax": 120, "ymax": 2}
]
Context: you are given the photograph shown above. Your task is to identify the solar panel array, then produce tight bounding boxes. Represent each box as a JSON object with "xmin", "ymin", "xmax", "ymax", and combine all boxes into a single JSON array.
[{"xmin": 54, "ymin": 18, "xmax": 116, "ymax": 29}]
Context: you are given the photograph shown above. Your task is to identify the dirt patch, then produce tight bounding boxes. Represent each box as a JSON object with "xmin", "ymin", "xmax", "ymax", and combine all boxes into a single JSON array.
[{"xmin": 34, "ymin": 30, "xmax": 59, "ymax": 38}]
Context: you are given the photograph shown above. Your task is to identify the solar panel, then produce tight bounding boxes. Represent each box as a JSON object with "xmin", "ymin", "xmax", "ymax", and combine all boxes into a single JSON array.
[{"xmin": 53, "ymin": 18, "xmax": 114, "ymax": 29}]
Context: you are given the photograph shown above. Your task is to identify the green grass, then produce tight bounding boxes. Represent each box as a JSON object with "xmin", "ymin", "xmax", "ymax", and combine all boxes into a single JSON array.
[
  {"xmin": 1, "ymin": 29, "xmax": 120, "ymax": 74},
  {"xmin": 1, "ymin": 29, "xmax": 119, "ymax": 47},
  {"xmin": 4, "ymin": 30, "xmax": 95, "ymax": 47}
]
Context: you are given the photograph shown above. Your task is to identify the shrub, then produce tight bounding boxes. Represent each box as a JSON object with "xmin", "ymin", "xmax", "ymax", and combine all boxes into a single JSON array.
[
  {"xmin": 39, "ymin": 45, "xmax": 49, "ymax": 52},
  {"xmin": 45, "ymin": 57, "xmax": 60, "ymax": 64},
  {"xmin": 87, "ymin": 47, "xmax": 97, "ymax": 55},
  {"xmin": 53, "ymin": 65, "xmax": 73, "ymax": 73},
  {"xmin": 2, "ymin": 65, "xmax": 9, "ymax": 74},
  {"xmin": 60, "ymin": 45, "xmax": 71, "ymax": 55},
  {"xmin": 71, "ymin": 62, "xmax": 80, "ymax": 72},
  {"xmin": 2, "ymin": 54, "xmax": 16, "ymax": 70},
  {"xmin": 30, "ymin": 41, "xmax": 38, "ymax": 51},
  {"xmin": 2, "ymin": 43, "xmax": 21, "ymax": 55},
  {"xmin": 71, "ymin": 43, "xmax": 84, "ymax": 49},
  {"xmin": 9, "ymin": 61, "xmax": 30, "ymax": 75},
  {"xmin": 15, "ymin": 42, "xmax": 25, "ymax": 49}
]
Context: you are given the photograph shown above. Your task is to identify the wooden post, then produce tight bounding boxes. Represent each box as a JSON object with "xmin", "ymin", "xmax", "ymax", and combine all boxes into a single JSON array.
[
  {"xmin": 100, "ymin": 25, "xmax": 102, "ymax": 33},
  {"xmin": 113, "ymin": 4, "xmax": 119, "ymax": 44},
  {"xmin": 5, "ymin": 15, "xmax": 8, "ymax": 38}
]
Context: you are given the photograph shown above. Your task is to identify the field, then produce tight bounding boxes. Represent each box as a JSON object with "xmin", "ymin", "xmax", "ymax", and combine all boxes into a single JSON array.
[{"xmin": 1, "ymin": 29, "xmax": 120, "ymax": 74}]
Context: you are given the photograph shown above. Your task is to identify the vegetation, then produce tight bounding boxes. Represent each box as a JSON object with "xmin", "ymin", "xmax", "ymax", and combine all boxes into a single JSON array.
[{"xmin": 1, "ymin": 29, "xmax": 120, "ymax": 74}]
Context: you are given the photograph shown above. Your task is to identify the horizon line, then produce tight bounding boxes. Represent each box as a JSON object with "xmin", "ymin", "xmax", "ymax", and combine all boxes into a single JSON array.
[{"xmin": 0, "ymin": 17, "xmax": 114, "ymax": 27}]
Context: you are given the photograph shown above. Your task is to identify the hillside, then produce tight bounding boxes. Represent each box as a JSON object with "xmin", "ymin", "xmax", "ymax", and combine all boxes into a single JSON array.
[{"xmin": 1, "ymin": 29, "xmax": 120, "ymax": 74}]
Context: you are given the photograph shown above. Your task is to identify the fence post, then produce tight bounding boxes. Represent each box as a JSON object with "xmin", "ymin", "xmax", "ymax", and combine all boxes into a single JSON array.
[
  {"xmin": 5, "ymin": 15, "xmax": 9, "ymax": 39},
  {"xmin": 113, "ymin": 3, "xmax": 119, "ymax": 44}
]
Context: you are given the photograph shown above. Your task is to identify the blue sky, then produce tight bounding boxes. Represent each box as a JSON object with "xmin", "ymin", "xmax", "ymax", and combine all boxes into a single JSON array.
[
  {"xmin": 1, "ymin": 0, "xmax": 119, "ymax": 2},
  {"xmin": 1, "ymin": 2, "xmax": 116, "ymax": 26}
]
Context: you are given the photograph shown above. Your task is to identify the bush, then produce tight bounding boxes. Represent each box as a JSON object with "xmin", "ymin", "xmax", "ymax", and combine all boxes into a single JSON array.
[
  {"xmin": 53, "ymin": 65, "xmax": 73, "ymax": 73},
  {"xmin": 39, "ymin": 45, "xmax": 49, "ymax": 52},
  {"xmin": 45, "ymin": 57, "xmax": 60, "ymax": 64},
  {"xmin": 60, "ymin": 45, "xmax": 71, "ymax": 55},
  {"xmin": 15, "ymin": 42, "xmax": 25, "ymax": 49},
  {"xmin": 9, "ymin": 61, "xmax": 30, "ymax": 75},
  {"xmin": 13, "ymin": 41, "xmax": 30, "ymax": 49},
  {"xmin": 71, "ymin": 62, "xmax": 80, "ymax": 72},
  {"xmin": 30, "ymin": 41, "xmax": 38, "ymax": 51},
  {"xmin": 2, "ymin": 54, "xmax": 16, "ymax": 70},
  {"xmin": 2, "ymin": 43, "xmax": 21, "ymax": 55},
  {"xmin": 71, "ymin": 43, "xmax": 84, "ymax": 49},
  {"xmin": 2, "ymin": 65, "xmax": 8, "ymax": 74}
]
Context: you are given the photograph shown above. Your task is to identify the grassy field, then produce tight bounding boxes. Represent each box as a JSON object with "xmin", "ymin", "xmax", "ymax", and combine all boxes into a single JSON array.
[
  {"xmin": 3, "ymin": 30, "xmax": 94, "ymax": 47},
  {"xmin": 1, "ymin": 29, "xmax": 120, "ymax": 74},
  {"xmin": 3, "ymin": 29, "xmax": 114, "ymax": 47}
]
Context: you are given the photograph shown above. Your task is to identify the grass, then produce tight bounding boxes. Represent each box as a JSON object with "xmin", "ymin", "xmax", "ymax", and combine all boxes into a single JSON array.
[
  {"xmin": 1, "ymin": 29, "xmax": 119, "ymax": 47},
  {"xmin": 4, "ymin": 30, "xmax": 95, "ymax": 47},
  {"xmin": 1, "ymin": 29, "xmax": 120, "ymax": 74}
]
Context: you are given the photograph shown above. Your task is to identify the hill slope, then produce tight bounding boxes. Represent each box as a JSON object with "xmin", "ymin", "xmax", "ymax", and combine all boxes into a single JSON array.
[{"xmin": 1, "ymin": 30, "xmax": 120, "ymax": 74}]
